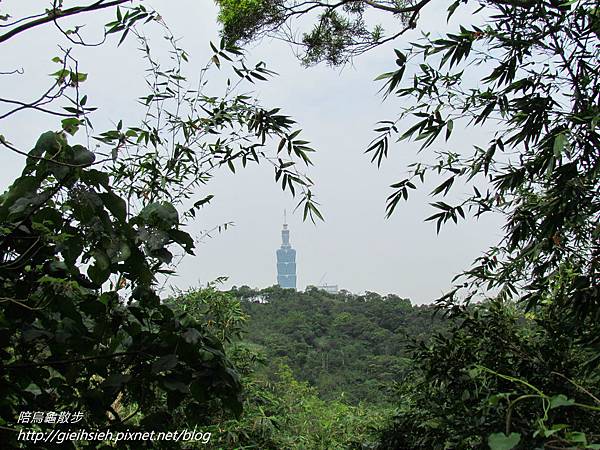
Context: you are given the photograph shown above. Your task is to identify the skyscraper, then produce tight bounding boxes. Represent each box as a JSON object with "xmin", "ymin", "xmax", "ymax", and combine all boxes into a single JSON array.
[{"xmin": 276, "ymin": 212, "xmax": 297, "ymax": 289}]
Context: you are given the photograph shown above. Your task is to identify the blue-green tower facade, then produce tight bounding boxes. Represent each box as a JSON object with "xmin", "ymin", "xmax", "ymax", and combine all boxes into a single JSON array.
[{"xmin": 276, "ymin": 215, "xmax": 296, "ymax": 290}]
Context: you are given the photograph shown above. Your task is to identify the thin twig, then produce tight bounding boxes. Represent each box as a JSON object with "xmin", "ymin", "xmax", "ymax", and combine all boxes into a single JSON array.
[
  {"xmin": 0, "ymin": 297, "xmax": 46, "ymax": 311},
  {"xmin": 552, "ymin": 372, "xmax": 600, "ymax": 406},
  {"xmin": 0, "ymin": 68, "xmax": 24, "ymax": 75},
  {"xmin": 4, "ymin": 351, "xmax": 151, "ymax": 370}
]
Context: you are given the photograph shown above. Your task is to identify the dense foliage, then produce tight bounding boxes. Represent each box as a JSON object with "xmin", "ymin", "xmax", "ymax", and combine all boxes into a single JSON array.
[
  {"xmin": 168, "ymin": 288, "xmax": 392, "ymax": 450},
  {"xmin": 0, "ymin": 132, "xmax": 242, "ymax": 447},
  {"xmin": 233, "ymin": 285, "xmax": 444, "ymax": 404},
  {"xmin": 170, "ymin": 287, "xmax": 599, "ymax": 449},
  {"xmin": 209, "ymin": 358, "xmax": 390, "ymax": 450},
  {"xmin": 380, "ymin": 301, "xmax": 600, "ymax": 449}
]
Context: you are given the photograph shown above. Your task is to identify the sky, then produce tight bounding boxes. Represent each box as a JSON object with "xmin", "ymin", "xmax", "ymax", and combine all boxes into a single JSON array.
[{"xmin": 0, "ymin": 1, "xmax": 504, "ymax": 304}]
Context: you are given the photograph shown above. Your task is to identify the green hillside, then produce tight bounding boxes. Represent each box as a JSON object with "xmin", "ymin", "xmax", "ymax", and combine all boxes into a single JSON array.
[{"xmin": 235, "ymin": 286, "xmax": 446, "ymax": 404}]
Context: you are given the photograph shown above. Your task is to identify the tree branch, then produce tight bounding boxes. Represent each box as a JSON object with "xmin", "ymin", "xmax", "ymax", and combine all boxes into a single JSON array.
[
  {"xmin": 0, "ymin": 138, "xmax": 99, "ymax": 168},
  {"xmin": 0, "ymin": 0, "xmax": 132, "ymax": 45},
  {"xmin": 0, "ymin": 97, "xmax": 72, "ymax": 118},
  {"xmin": 362, "ymin": 0, "xmax": 432, "ymax": 14}
]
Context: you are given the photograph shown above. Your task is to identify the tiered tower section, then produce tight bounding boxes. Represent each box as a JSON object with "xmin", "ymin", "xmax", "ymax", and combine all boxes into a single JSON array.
[{"xmin": 276, "ymin": 213, "xmax": 296, "ymax": 290}]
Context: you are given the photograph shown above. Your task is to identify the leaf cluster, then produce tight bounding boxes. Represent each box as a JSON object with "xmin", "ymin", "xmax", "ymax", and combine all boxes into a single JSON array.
[{"xmin": 0, "ymin": 132, "xmax": 241, "ymax": 448}]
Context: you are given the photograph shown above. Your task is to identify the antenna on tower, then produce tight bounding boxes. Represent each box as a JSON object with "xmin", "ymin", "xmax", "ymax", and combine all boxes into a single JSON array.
[{"xmin": 284, "ymin": 209, "xmax": 287, "ymax": 225}]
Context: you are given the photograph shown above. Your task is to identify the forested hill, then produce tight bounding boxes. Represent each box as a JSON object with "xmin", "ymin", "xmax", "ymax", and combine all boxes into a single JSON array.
[{"xmin": 230, "ymin": 286, "xmax": 447, "ymax": 404}]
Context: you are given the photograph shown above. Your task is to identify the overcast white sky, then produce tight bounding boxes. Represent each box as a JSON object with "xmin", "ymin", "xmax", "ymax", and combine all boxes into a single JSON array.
[{"xmin": 0, "ymin": 1, "xmax": 503, "ymax": 303}]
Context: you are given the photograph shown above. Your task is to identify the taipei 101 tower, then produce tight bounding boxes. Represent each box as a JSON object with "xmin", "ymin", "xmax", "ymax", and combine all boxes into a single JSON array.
[{"xmin": 276, "ymin": 211, "xmax": 297, "ymax": 290}]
